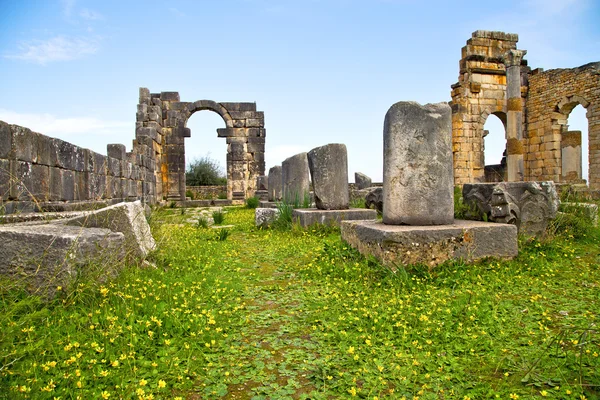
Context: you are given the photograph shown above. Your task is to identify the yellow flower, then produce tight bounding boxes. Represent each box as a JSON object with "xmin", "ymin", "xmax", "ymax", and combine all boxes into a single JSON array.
[
  {"xmin": 158, "ymin": 380, "xmax": 166, "ymax": 389},
  {"xmin": 348, "ymin": 387, "xmax": 357, "ymax": 396},
  {"xmin": 347, "ymin": 346, "xmax": 355, "ymax": 354},
  {"xmin": 111, "ymin": 360, "xmax": 119, "ymax": 367},
  {"xmin": 101, "ymin": 391, "xmax": 110, "ymax": 399},
  {"xmin": 509, "ymin": 394, "xmax": 519, "ymax": 399},
  {"xmin": 139, "ymin": 379, "xmax": 147, "ymax": 386},
  {"xmin": 540, "ymin": 390, "xmax": 548, "ymax": 397}
]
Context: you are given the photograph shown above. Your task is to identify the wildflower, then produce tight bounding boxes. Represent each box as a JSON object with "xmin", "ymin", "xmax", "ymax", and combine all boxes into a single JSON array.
[
  {"xmin": 101, "ymin": 391, "xmax": 110, "ymax": 399},
  {"xmin": 347, "ymin": 346, "xmax": 355, "ymax": 354},
  {"xmin": 158, "ymin": 380, "xmax": 166, "ymax": 388},
  {"xmin": 540, "ymin": 390, "xmax": 547, "ymax": 397},
  {"xmin": 509, "ymin": 394, "xmax": 519, "ymax": 399},
  {"xmin": 348, "ymin": 387, "xmax": 357, "ymax": 396},
  {"xmin": 139, "ymin": 379, "xmax": 147, "ymax": 386}
]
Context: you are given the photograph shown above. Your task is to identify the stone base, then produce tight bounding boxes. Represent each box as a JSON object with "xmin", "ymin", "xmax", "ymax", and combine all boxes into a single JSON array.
[
  {"xmin": 341, "ymin": 219, "xmax": 517, "ymax": 270},
  {"xmin": 259, "ymin": 201, "xmax": 280, "ymax": 209},
  {"xmin": 293, "ymin": 208, "xmax": 378, "ymax": 227}
]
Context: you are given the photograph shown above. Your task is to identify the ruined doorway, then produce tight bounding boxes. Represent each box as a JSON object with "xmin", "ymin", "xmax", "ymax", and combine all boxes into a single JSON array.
[
  {"xmin": 561, "ymin": 104, "xmax": 589, "ymax": 184},
  {"xmin": 483, "ymin": 112, "xmax": 507, "ymax": 182},
  {"xmin": 184, "ymin": 110, "xmax": 228, "ymax": 199}
]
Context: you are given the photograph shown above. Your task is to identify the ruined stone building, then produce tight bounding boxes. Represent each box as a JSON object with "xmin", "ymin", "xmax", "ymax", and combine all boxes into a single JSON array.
[{"xmin": 451, "ymin": 30, "xmax": 600, "ymax": 189}]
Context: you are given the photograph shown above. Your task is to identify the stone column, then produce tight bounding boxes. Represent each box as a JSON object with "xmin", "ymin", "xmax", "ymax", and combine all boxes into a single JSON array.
[
  {"xmin": 503, "ymin": 49, "xmax": 527, "ymax": 182},
  {"xmin": 383, "ymin": 101, "xmax": 454, "ymax": 225}
]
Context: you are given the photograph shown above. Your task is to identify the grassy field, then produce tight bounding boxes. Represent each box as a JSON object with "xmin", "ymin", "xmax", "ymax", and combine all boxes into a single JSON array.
[{"xmin": 1, "ymin": 205, "xmax": 599, "ymax": 399}]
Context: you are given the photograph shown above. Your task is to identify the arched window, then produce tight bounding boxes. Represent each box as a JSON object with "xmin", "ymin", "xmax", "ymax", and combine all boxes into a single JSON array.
[{"xmin": 483, "ymin": 112, "xmax": 507, "ymax": 182}]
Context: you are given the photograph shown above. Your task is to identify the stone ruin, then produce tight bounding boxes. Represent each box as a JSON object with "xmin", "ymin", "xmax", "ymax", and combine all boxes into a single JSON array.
[
  {"xmin": 342, "ymin": 101, "xmax": 518, "ymax": 270},
  {"xmin": 452, "ymin": 30, "xmax": 600, "ymax": 189}
]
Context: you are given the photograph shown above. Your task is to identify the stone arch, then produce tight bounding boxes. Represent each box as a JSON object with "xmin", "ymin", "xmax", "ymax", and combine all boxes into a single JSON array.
[
  {"xmin": 134, "ymin": 88, "xmax": 266, "ymax": 202},
  {"xmin": 480, "ymin": 110, "xmax": 508, "ymax": 182}
]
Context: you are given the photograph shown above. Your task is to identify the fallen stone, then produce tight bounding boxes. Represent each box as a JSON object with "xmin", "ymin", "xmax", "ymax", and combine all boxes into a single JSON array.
[
  {"xmin": 56, "ymin": 200, "xmax": 156, "ymax": 259},
  {"xmin": 355, "ymin": 172, "xmax": 372, "ymax": 190},
  {"xmin": 255, "ymin": 207, "xmax": 281, "ymax": 228},
  {"xmin": 341, "ymin": 219, "xmax": 518, "ymax": 270},
  {"xmin": 383, "ymin": 101, "xmax": 453, "ymax": 225},
  {"xmin": 307, "ymin": 144, "xmax": 349, "ymax": 210},
  {"xmin": 462, "ymin": 181, "xmax": 560, "ymax": 237},
  {"xmin": 0, "ymin": 224, "xmax": 125, "ymax": 297},
  {"xmin": 282, "ymin": 153, "xmax": 310, "ymax": 204},
  {"xmin": 268, "ymin": 166, "xmax": 282, "ymax": 201},
  {"xmin": 293, "ymin": 208, "xmax": 377, "ymax": 227},
  {"xmin": 365, "ymin": 187, "xmax": 383, "ymax": 213}
]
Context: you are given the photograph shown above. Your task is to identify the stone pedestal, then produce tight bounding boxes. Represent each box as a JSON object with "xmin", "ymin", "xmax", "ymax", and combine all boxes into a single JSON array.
[
  {"xmin": 341, "ymin": 219, "xmax": 518, "ymax": 270},
  {"xmin": 282, "ymin": 153, "xmax": 310, "ymax": 204}
]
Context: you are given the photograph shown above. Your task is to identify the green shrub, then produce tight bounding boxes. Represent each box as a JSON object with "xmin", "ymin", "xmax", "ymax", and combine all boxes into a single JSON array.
[
  {"xmin": 185, "ymin": 189, "xmax": 194, "ymax": 199},
  {"xmin": 350, "ymin": 197, "xmax": 366, "ymax": 209},
  {"xmin": 212, "ymin": 210, "xmax": 225, "ymax": 225},
  {"xmin": 186, "ymin": 155, "xmax": 227, "ymax": 186},
  {"xmin": 245, "ymin": 196, "xmax": 260, "ymax": 209},
  {"xmin": 273, "ymin": 202, "xmax": 294, "ymax": 230},
  {"xmin": 197, "ymin": 216, "xmax": 209, "ymax": 228}
]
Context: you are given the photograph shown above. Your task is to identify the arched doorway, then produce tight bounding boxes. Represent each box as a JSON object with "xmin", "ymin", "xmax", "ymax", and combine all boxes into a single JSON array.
[
  {"xmin": 561, "ymin": 104, "xmax": 589, "ymax": 184},
  {"xmin": 184, "ymin": 110, "xmax": 228, "ymax": 199},
  {"xmin": 483, "ymin": 112, "xmax": 507, "ymax": 182}
]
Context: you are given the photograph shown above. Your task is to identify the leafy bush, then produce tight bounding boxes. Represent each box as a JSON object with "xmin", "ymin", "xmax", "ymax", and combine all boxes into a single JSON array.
[
  {"xmin": 212, "ymin": 210, "xmax": 225, "ymax": 225},
  {"xmin": 197, "ymin": 215, "xmax": 209, "ymax": 228},
  {"xmin": 186, "ymin": 155, "xmax": 227, "ymax": 186},
  {"xmin": 245, "ymin": 196, "xmax": 260, "ymax": 209}
]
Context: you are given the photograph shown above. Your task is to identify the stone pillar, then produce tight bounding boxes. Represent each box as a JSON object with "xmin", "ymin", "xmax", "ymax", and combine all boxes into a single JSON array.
[
  {"xmin": 281, "ymin": 153, "xmax": 310, "ymax": 204},
  {"xmin": 307, "ymin": 143, "xmax": 349, "ymax": 210},
  {"xmin": 561, "ymin": 130, "xmax": 582, "ymax": 182},
  {"xmin": 383, "ymin": 101, "xmax": 454, "ymax": 225},
  {"xmin": 267, "ymin": 166, "xmax": 282, "ymax": 201},
  {"xmin": 503, "ymin": 49, "xmax": 527, "ymax": 182}
]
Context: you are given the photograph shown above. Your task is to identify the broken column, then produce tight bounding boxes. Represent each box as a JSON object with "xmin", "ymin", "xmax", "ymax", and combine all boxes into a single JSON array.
[
  {"xmin": 383, "ymin": 101, "xmax": 454, "ymax": 225},
  {"xmin": 503, "ymin": 49, "xmax": 527, "ymax": 182},
  {"xmin": 307, "ymin": 143, "xmax": 349, "ymax": 210},
  {"xmin": 267, "ymin": 165, "xmax": 282, "ymax": 201},
  {"xmin": 281, "ymin": 153, "xmax": 310, "ymax": 204}
]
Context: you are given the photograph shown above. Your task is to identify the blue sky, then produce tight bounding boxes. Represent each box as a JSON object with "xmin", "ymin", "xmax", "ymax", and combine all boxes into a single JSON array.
[{"xmin": 1, "ymin": 0, "xmax": 598, "ymax": 182}]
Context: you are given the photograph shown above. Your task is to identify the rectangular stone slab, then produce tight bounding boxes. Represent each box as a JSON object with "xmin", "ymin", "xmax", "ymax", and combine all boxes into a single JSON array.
[
  {"xmin": 341, "ymin": 219, "xmax": 517, "ymax": 270},
  {"xmin": 293, "ymin": 208, "xmax": 378, "ymax": 227},
  {"xmin": 0, "ymin": 224, "xmax": 125, "ymax": 297}
]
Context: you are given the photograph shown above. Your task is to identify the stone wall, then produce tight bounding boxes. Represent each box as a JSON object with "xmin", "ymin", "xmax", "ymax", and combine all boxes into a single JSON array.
[
  {"xmin": 525, "ymin": 63, "xmax": 600, "ymax": 188},
  {"xmin": 0, "ymin": 121, "xmax": 150, "ymax": 213},
  {"xmin": 186, "ymin": 185, "xmax": 226, "ymax": 199}
]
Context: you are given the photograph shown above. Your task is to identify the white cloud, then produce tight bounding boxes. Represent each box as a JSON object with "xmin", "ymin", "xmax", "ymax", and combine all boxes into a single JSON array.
[
  {"xmin": 4, "ymin": 35, "xmax": 99, "ymax": 65},
  {"xmin": 0, "ymin": 109, "xmax": 130, "ymax": 136},
  {"xmin": 61, "ymin": 0, "xmax": 76, "ymax": 18},
  {"xmin": 79, "ymin": 8, "xmax": 103, "ymax": 20}
]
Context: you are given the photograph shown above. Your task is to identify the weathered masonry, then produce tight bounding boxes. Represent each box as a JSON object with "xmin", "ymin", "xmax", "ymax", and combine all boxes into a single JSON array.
[
  {"xmin": 451, "ymin": 30, "xmax": 600, "ymax": 189},
  {"xmin": 135, "ymin": 88, "xmax": 266, "ymax": 201}
]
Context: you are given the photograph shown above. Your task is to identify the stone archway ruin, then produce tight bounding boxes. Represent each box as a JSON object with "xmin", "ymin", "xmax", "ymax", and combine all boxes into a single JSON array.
[
  {"xmin": 451, "ymin": 31, "xmax": 600, "ymax": 189},
  {"xmin": 134, "ymin": 88, "xmax": 266, "ymax": 201}
]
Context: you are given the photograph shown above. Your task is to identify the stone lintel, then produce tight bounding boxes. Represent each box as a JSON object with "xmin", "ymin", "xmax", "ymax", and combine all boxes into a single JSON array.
[
  {"xmin": 293, "ymin": 208, "xmax": 377, "ymax": 228},
  {"xmin": 341, "ymin": 219, "xmax": 518, "ymax": 270}
]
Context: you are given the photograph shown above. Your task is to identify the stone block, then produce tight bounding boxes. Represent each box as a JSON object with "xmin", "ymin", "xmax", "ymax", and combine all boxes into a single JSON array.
[
  {"xmin": 257, "ymin": 175, "xmax": 268, "ymax": 191},
  {"xmin": 294, "ymin": 208, "xmax": 377, "ymax": 227},
  {"xmin": 12, "ymin": 125, "xmax": 37, "ymax": 162},
  {"xmin": 62, "ymin": 170, "xmax": 75, "ymax": 201},
  {"xmin": 355, "ymin": 172, "xmax": 372, "ymax": 190},
  {"xmin": 341, "ymin": 219, "xmax": 518, "ymax": 270},
  {"xmin": 268, "ymin": 166, "xmax": 282, "ymax": 201},
  {"xmin": 383, "ymin": 101, "xmax": 453, "ymax": 225},
  {"xmin": 160, "ymin": 92, "xmax": 180, "ymax": 102},
  {"xmin": 255, "ymin": 207, "xmax": 280, "ymax": 228},
  {"xmin": 463, "ymin": 181, "xmax": 560, "ymax": 237},
  {"xmin": 282, "ymin": 153, "xmax": 310, "ymax": 204},
  {"xmin": 107, "ymin": 144, "xmax": 127, "ymax": 160},
  {"xmin": 107, "ymin": 156, "xmax": 121, "ymax": 177},
  {"xmin": 0, "ymin": 159, "xmax": 10, "ymax": 199},
  {"xmin": 307, "ymin": 143, "xmax": 349, "ymax": 210},
  {"xmin": 0, "ymin": 121, "xmax": 12, "ymax": 159},
  {"xmin": 0, "ymin": 224, "xmax": 125, "ymax": 297},
  {"xmin": 58, "ymin": 200, "xmax": 156, "ymax": 259}
]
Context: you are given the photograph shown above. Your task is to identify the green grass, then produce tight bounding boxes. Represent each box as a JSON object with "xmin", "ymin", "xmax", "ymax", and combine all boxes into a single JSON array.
[{"xmin": 1, "ymin": 207, "xmax": 599, "ymax": 399}]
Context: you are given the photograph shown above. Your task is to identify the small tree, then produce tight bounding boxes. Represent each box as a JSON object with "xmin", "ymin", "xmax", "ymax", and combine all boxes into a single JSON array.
[{"xmin": 186, "ymin": 155, "xmax": 227, "ymax": 186}]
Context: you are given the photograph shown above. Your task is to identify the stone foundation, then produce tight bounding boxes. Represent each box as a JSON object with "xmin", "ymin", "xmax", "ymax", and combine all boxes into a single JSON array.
[
  {"xmin": 293, "ymin": 208, "xmax": 377, "ymax": 228},
  {"xmin": 341, "ymin": 219, "xmax": 518, "ymax": 270}
]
